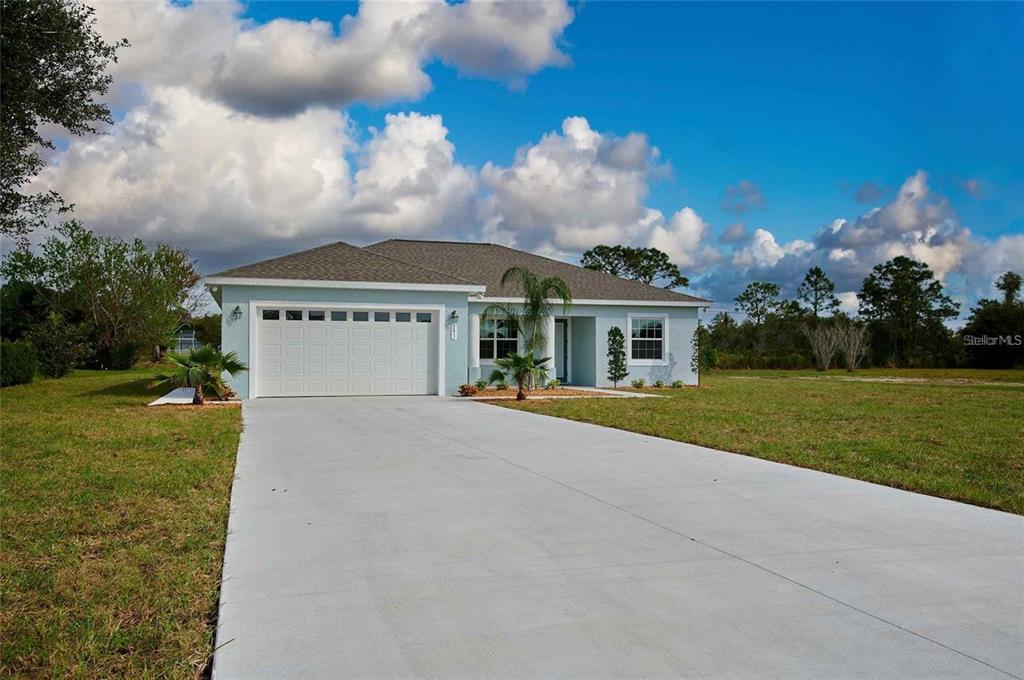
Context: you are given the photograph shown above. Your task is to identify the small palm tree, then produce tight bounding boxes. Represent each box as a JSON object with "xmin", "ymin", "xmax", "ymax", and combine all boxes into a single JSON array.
[
  {"xmin": 493, "ymin": 352, "xmax": 550, "ymax": 401},
  {"xmin": 483, "ymin": 266, "xmax": 572, "ymax": 356},
  {"xmin": 154, "ymin": 345, "xmax": 247, "ymax": 405}
]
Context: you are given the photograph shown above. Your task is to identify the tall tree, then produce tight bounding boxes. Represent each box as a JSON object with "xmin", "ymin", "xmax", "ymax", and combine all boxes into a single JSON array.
[
  {"xmin": 582, "ymin": 245, "xmax": 689, "ymax": 289},
  {"xmin": 857, "ymin": 256, "xmax": 959, "ymax": 367},
  {"xmin": 796, "ymin": 266, "xmax": 840, "ymax": 320},
  {"xmin": 995, "ymin": 271, "xmax": 1022, "ymax": 305},
  {"xmin": 734, "ymin": 281, "xmax": 780, "ymax": 325},
  {"xmin": 1, "ymin": 221, "xmax": 200, "ymax": 368},
  {"xmin": 960, "ymin": 270, "xmax": 1023, "ymax": 369},
  {"xmin": 1, "ymin": 0, "xmax": 126, "ymax": 240}
]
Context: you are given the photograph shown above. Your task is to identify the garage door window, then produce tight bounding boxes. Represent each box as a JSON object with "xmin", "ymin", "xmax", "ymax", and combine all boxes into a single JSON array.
[
  {"xmin": 262, "ymin": 309, "xmax": 279, "ymax": 320},
  {"xmin": 286, "ymin": 310, "xmax": 303, "ymax": 321},
  {"xmin": 308, "ymin": 310, "xmax": 325, "ymax": 321},
  {"xmin": 396, "ymin": 312, "xmax": 411, "ymax": 322},
  {"xmin": 331, "ymin": 311, "xmax": 347, "ymax": 321},
  {"xmin": 416, "ymin": 312, "xmax": 432, "ymax": 323},
  {"xmin": 353, "ymin": 311, "xmax": 369, "ymax": 321},
  {"xmin": 374, "ymin": 312, "xmax": 390, "ymax": 322}
]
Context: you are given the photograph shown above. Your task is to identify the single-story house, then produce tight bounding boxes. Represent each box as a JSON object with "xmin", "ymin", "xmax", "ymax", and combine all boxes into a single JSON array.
[{"xmin": 206, "ymin": 240, "xmax": 710, "ymax": 398}]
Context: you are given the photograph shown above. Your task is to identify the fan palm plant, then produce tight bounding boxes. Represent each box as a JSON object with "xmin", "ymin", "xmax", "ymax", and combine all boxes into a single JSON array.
[
  {"xmin": 483, "ymin": 266, "xmax": 571, "ymax": 388},
  {"xmin": 153, "ymin": 345, "xmax": 247, "ymax": 405},
  {"xmin": 493, "ymin": 352, "xmax": 550, "ymax": 401}
]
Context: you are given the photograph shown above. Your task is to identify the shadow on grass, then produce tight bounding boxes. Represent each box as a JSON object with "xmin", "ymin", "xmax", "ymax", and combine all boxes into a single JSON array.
[{"xmin": 86, "ymin": 375, "xmax": 163, "ymax": 399}]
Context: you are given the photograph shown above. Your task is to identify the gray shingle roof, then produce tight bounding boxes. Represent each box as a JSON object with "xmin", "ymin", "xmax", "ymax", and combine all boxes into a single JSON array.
[
  {"xmin": 366, "ymin": 240, "xmax": 710, "ymax": 303},
  {"xmin": 208, "ymin": 240, "xmax": 478, "ymax": 287}
]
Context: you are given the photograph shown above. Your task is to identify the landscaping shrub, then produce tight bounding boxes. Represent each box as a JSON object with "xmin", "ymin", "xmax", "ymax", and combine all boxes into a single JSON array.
[
  {"xmin": 631, "ymin": 378, "xmax": 646, "ymax": 388},
  {"xmin": 671, "ymin": 380, "xmax": 684, "ymax": 388},
  {"xmin": 28, "ymin": 312, "xmax": 84, "ymax": 378},
  {"xmin": 1, "ymin": 339, "xmax": 38, "ymax": 386},
  {"xmin": 495, "ymin": 380, "xmax": 510, "ymax": 390},
  {"xmin": 458, "ymin": 384, "xmax": 478, "ymax": 396},
  {"xmin": 474, "ymin": 378, "xmax": 489, "ymax": 390},
  {"xmin": 546, "ymin": 379, "xmax": 560, "ymax": 389},
  {"xmin": 654, "ymin": 380, "xmax": 665, "ymax": 388}
]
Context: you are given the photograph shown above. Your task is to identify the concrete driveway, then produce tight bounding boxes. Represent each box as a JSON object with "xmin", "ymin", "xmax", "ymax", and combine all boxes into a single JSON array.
[{"xmin": 213, "ymin": 397, "xmax": 1023, "ymax": 679}]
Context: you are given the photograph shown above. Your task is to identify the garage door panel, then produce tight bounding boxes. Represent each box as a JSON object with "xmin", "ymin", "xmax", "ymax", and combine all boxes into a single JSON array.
[{"xmin": 256, "ymin": 307, "xmax": 438, "ymax": 397}]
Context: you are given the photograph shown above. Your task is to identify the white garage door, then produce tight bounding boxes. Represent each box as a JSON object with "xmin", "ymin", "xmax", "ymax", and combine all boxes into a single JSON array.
[{"xmin": 255, "ymin": 307, "xmax": 439, "ymax": 397}]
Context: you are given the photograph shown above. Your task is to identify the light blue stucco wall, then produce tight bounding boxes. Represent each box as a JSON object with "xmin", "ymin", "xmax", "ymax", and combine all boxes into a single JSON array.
[
  {"xmin": 218, "ymin": 285, "xmax": 469, "ymax": 398},
  {"xmin": 570, "ymin": 317, "xmax": 597, "ymax": 386},
  {"xmin": 467, "ymin": 302, "xmax": 698, "ymax": 386}
]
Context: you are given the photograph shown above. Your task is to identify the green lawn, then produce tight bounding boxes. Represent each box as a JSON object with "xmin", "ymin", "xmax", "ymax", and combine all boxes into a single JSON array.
[
  {"xmin": 1, "ymin": 369, "xmax": 241, "ymax": 678},
  {"xmin": 499, "ymin": 369, "xmax": 1024, "ymax": 514}
]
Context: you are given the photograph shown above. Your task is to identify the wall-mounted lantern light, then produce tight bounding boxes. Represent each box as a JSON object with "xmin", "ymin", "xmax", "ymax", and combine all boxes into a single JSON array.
[
  {"xmin": 231, "ymin": 305, "xmax": 243, "ymax": 321},
  {"xmin": 450, "ymin": 310, "xmax": 459, "ymax": 322}
]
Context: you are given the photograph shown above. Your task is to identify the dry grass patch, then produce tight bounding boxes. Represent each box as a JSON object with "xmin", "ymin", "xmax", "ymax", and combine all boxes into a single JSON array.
[{"xmin": 1, "ymin": 369, "xmax": 241, "ymax": 678}]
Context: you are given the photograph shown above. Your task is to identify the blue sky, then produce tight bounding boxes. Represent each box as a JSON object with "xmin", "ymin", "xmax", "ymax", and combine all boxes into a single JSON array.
[
  {"xmin": 246, "ymin": 1, "xmax": 1024, "ymax": 243},
  {"xmin": 31, "ymin": 1, "xmax": 1024, "ymax": 316}
]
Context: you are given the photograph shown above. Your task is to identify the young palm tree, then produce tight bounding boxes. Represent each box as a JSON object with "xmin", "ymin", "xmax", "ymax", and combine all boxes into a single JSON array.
[
  {"xmin": 154, "ymin": 345, "xmax": 247, "ymax": 405},
  {"xmin": 483, "ymin": 266, "xmax": 571, "ymax": 387},
  {"xmin": 493, "ymin": 352, "xmax": 551, "ymax": 401}
]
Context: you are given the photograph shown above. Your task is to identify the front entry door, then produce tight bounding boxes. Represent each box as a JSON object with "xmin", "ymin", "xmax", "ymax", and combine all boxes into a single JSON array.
[{"xmin": 554, "ymin": 319, "xmax": 568, "ymax": 382}]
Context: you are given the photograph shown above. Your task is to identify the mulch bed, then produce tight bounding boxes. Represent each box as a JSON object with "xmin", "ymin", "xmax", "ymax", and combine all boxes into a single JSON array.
[{"xmin": 465, "ymin": 387, "xmax": 600, "ymax": 398}]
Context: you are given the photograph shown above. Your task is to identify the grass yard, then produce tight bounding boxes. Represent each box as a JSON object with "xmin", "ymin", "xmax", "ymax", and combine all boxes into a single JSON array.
[
  {"xmin": 1, "ymin": 369, "xmax": 241, "ymax": 678},
  {"xmin": 499, "ymin": 369, "xmax": 1024, "ymax": 514}
]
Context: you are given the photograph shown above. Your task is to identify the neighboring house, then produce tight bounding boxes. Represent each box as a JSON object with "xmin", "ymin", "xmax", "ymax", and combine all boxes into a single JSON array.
[
  {"xmin": 205, "ymin": 240, "xmax": 710, "ymax": 398},
  {"xmin": 171, "ymin": 325, "xmax": 201, "ymax": 353}
]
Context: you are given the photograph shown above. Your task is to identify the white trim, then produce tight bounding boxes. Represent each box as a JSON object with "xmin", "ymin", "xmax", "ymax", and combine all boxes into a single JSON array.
[
  {"xmin": 208, "ymin": 276, "xmax": 484, "ymax": 293},
  {"xmin": 627, "ymin": 313, "xmax": 670, "ymax": 367},
  {"xmin": 474, "ymin": 296, "xmax": 707, "ymax": 308},
  {"xmin": 248, "ymin": 300, "xmax": 446, "ymax": 398}
]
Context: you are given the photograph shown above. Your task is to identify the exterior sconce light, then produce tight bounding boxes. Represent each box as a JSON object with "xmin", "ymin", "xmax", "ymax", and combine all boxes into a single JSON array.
[
  {"xmin": 450, "ymin": 310, "xmax": 459, "ymax": 322},
  {"xmin": 231, "ymin": 305, "xmax": 243, "ymax": 320}
]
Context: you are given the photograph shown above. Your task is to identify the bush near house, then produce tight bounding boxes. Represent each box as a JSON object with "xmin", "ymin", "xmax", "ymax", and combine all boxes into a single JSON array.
[{"xmin": 0, "ymin": 339, "xmax": 37, "ymax": 386}]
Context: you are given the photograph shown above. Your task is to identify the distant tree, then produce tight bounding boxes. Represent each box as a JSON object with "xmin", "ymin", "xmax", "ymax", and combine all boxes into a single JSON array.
[
  {"xmin": 835, "ymin": 321, "xmax": 870, "ymax": 372},
  {"xmin": 802, "ymin": 324, "xmax": 839, "ymax": 371},
  {"xmin": 27, "ymin": 311, "xmax": 84, "ymax": 378},
  {"xmin": 0, "ymin": 280, "xmax": 50, "ymax": 341},
  {"xmin": 191, "ymin": 313, "xmax": 222, "ymax": 349},
  {"xmin": 960, "ymin": 270, "xmax": 1024, "ymax": 369},
  {"xmin": 1, "ymin": 221, "xmax": 200, "ymax": 368},
  {"xmin": 582, "ymin": 245, "xmax": 689, "ymax": 289},
  {"xmin": 996, "ymin": 271, "xmax": 1022, "ymax": 305},
  {"xmin": 796, "ymin": 266, "xmax": 840, "ymax": 321},
  {"xmin": 1, "ymin": 0, "xmax": 127, "ymax": 240},
  {"xmin": 857, "ymin": 256, "xmax": 959, "ymax": 367},
  {"xmin": 734, "ymin": 282, "xmax": 781, "ymax": 325},
  {"xmin": 606, "ymin": 326, "xmax": 629, "ymax": 387}
]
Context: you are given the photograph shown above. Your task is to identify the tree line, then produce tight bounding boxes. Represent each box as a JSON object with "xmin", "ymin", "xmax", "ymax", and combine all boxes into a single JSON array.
[{"xmin": 583, "ymin": 245, "xmax": 1023, "ymax": 371}]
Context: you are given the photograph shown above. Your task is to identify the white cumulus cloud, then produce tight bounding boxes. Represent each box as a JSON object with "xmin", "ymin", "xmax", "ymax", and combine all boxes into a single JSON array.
[
  {"xmin": 94, "ymin": 0, "xmax": 573, "ymax": 115},
  {"xmin": 31, "ymin": 89, "xmax": 477, "ymax": 268}
]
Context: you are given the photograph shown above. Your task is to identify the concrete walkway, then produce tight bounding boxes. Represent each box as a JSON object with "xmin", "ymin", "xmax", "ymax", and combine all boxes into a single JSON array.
[{"xmin": 213, "ymin": 397, "xmax": 1023, "ymax": 679}]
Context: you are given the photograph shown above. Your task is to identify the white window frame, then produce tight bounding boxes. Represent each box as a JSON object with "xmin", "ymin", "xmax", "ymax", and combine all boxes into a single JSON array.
[
  {"xmin": 478, "ymin": 317, "xmax": 520, "ymax": 364},
  {"xmin": 627, "ymin": 313, "xmax": 669, "ymax": 366},
  {"xmin": 248, "ymin": 301, "xmax": 446, "ymax": 398}
]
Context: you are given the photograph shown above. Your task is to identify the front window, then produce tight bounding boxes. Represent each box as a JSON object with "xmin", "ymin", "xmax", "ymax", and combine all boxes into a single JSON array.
[
  {"xmin": 630, "ymin": 318, "xmax": 664, "ymax": 361},
  {"xmin": 480, "ymin": 318, "xmax": 518, "ymax": 360}
]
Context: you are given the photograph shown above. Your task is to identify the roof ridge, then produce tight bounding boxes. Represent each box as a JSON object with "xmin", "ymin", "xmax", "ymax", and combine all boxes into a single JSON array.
[{"xmin": 357, "ymin": 242, "xmax": 480, "ymax": 285}]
